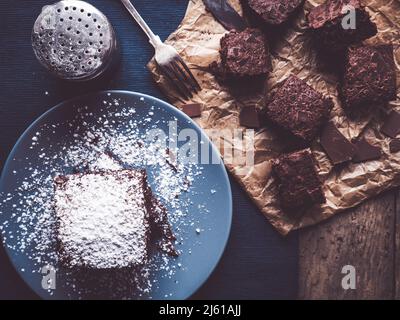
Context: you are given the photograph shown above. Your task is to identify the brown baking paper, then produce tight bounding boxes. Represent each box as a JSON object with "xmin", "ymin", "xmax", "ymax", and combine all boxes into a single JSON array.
[{"xmin": 148, "ymin": 0, "xmax": 400, "ymax": 235}]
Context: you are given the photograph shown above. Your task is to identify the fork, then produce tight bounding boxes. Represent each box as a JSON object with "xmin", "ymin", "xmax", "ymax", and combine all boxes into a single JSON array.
[{"xmin": 120, "ymin": 0, "xmax": 201, "ymax": 100}]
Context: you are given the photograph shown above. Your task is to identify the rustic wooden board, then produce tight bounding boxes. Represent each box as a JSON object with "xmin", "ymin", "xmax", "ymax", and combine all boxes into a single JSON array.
[
  {"xmin": 299, "ymin": 191, "xmax": 396, "ymax": 299},
  {"xmin": 396, "ymin": 190, "xmax": 400, "ymax": 300}
]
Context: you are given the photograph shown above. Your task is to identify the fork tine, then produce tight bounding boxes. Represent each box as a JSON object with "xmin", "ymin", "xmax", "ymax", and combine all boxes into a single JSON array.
[
  {"xmin": 171, "ymin": 60, "xmax": 199, "ymax": 95},
  {"xmin": 165, "ymin": 64, "xmax": 194, "ymax": 99},
  {"xmin": 170, "ymin": 60, "xmax": 197, "ymax": 93},
  {"xmin": 158, "ymin": 64, "xmax": 188, "ymax": 100},
  {"xmin": 176, "ymin": 56, "xmax": 201, "ymax": 91},
  {"xmin": 159, "ymin": 64, "xmax": 192, "ymax": 100}
]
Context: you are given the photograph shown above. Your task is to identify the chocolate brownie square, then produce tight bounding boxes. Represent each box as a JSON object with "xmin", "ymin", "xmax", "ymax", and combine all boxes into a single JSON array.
[
  {"xmin": 242, "ymin": 0, "xmax": 304, "ymax": 26},
  {"xmin": 339, "ymin": 44, "xmax": 396, "ymax": 111},
  {"xmin": 215, "ymin": 28, "xmax": 271, "ymax": 79},
  {"xmin": 265, "ymin": 75, "xmax": 333, "ymax": 142},
  {"xmin": 273, "ymin": 149, "xmax": 325, "ymax": 210},
  {"xmin": 307, "ymin": 0, "xmax": 377, "ymax": 53},
  {"xmin": 54, "ymin": 169, "xmax": 150, "ymax": 269}
]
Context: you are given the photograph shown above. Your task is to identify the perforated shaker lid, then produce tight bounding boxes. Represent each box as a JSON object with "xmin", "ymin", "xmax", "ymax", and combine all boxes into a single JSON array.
[{"xmin": 32, "ymin": 0, "xmax": 117, "ymax": 81}]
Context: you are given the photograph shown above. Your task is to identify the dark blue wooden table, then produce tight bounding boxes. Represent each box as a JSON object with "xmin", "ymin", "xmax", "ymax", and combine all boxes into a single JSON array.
[{"xmin": 0, "ymin": 0, "xmax": 298, "ymax": 299}]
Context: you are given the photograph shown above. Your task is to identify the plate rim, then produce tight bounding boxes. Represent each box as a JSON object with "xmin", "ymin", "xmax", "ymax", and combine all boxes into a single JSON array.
[{"xmin": 0, "ymin": 90, "xmax": 233, "ymax": 300}]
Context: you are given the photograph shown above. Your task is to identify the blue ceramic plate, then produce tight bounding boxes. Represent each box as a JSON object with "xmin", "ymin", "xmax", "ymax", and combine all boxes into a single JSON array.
[{"xmin": 0, "ymin": 91, "xmax": 232, "ymax": 300}]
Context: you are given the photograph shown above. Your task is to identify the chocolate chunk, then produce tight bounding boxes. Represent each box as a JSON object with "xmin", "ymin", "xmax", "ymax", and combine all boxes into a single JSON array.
[
  {"xmin": 381, "ymin": 110, "xmax": 400, "ymax": 138},
  {"xmin": 320, "ymin": 122, "xmax": 356, "ymax": 165},
  {"xmin": 242, "ymin": 0, "xmax": 304, "ymax": 26},
  {"xmin": 265, "ymin": 75, "xmax": 333, "ymax": 142},
  {"xmin": 339, "ymin": 44, "xmax": 396, "ymax": 111},
  {"xmin": 352, "ymin": 138, "xmax": 381, "ymax": 163},
  {"xmin": 214, "ymin": 28, "xmax": 271, "ymax": 79},
  {"xmin": 239, "ymin": 106, "xmax": 260, "ymax": 128},
  {"xmin": 307, "ymin": 0, "xmax": 377, "ymax": 54},
  {"xmin": 203, "ymin": 0, "xmax": 247, "ymax": 31},
  {"xmin": 182, "ymin": 103, "xmax": 202, "ymax": 118},
  {"xmin": 273, "ymin": 148, "xmax": 325, "ymax": 211},
  {"xmin": 389, "ymin": 139, "xmax": 400, "ymax": 153}
]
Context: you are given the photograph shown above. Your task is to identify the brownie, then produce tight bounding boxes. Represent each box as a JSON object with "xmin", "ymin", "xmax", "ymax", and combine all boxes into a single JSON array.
[
  {"xmin": 265, "ymin": 75, "xmax": 333, "ymax": 142},
  {"xmin": 147, "ymin": 190, "xmax": 178, "ymax": 257},
  {"xmin": 307, "ymin": 0, "xmax": 377, "ymax": 53},
  {"xmin": 214, "ymin": 28, "xmax": 271, "ymax": 79},
  {"xmin": 273, "ymin": 149, "xmax": 325, "ymax": 211},
  {"xmin": 339, "ymin": 44, "xmax": 396, "ymax": 111},
  {"xmin": 242, "ymin": 0, "xmax": 304, "ymax": 26},
  {"xmin": 54, "ymin": 170, "xmax": 150, "ymax": 269}
]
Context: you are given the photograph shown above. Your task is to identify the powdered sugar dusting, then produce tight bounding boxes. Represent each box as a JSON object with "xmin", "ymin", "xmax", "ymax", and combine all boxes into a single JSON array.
[
  {"xmin": 0, "ymin": 95, "xmax": 207, "ymax": 299},
  {"xmin": 54, "ymin": 170, "xmax": 149, "ymax": 269}
]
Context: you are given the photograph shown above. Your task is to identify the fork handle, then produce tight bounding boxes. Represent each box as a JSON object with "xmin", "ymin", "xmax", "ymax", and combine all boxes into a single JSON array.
[{"xmin": 120, "ymin": 0, "xmax": 163, "ymax": 48}]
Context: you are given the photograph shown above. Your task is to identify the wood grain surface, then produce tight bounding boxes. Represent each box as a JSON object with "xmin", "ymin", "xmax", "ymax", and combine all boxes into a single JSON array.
[
  {"xmin": 299, "ymin": 191, "xmax": 397, "ymax": 299},
  {"xmin": 396, "ymin": 190, "xmax": 400, "ymax": 299}
]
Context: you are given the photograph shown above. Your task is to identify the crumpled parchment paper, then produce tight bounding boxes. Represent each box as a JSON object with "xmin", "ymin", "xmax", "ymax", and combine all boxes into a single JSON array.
[{"xmin": 148, "ymin": 0, "xmax": 400, "ymax": 235}]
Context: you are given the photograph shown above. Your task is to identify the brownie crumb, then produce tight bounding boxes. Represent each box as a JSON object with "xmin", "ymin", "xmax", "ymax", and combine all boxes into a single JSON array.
[{"xmin": 273, "ymin": 148, "xmax": 325, "ymax": 211}]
